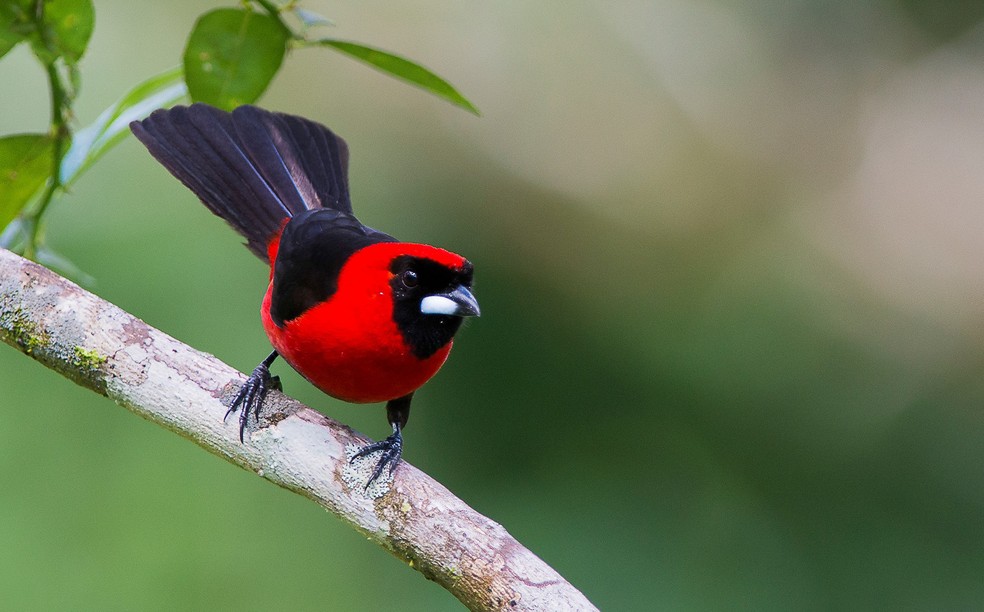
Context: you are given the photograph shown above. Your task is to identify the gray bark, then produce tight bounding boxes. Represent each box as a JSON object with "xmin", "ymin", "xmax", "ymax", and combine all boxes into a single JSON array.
[{"xmin": 0, "ymin": 248, "xmax": 596, "ymax": 611}]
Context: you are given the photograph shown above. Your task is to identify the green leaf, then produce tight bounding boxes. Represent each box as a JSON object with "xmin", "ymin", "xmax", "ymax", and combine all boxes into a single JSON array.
[
  {"xmin": 45, "ymin": 0, "xmax": 94, "ymax": 63},
  {"xmin": 28, "ymin": 0, "xmax": 94, "ymax": 65},
  {"xmin": 0, "ymin": 0, "xmax": 35, "ymax": 61},
  {"xmin": 183, "ymin": 8, "xmax": 288, "ymax": 111},
  {"xmin": 62, "ymin": 66, "xmax": 188, "ymax": 185},
  {"xmin": 319, "ymin": 40, "xmax": 479, "ymax": 115},
  {"xmin": 0, "ymin": 134, "xmax": 54, "ymax": 230},
  {"xmin": 0, "ymin": 26, "xmax": 21, "ymax": 61}
]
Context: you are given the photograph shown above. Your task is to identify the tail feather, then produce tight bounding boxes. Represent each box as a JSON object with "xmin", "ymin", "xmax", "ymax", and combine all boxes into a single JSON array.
[
  {"xmin": 130, "ymin": 104, "xmax": 352, "ymax": 261},
  {"xmin": 236, "ymin": 106, "xmax": 352, "ymax": 214}
]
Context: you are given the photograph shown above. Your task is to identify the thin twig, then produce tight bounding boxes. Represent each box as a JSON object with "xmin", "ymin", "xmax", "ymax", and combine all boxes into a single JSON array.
[{"xmin": 23, "ymin": 2, "xmax": 75, "ymax": 259}]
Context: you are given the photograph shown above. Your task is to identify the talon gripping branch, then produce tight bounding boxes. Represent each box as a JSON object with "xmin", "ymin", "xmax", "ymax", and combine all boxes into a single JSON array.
[{"xmin": 131, "ymin": 104, "xmax": 480, "ymax": 485}]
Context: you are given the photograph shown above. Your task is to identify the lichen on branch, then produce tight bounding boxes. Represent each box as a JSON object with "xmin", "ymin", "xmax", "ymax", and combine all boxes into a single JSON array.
[{"xmin": 0, "ymin": 247, "xmax": 596, "ymax": 612}]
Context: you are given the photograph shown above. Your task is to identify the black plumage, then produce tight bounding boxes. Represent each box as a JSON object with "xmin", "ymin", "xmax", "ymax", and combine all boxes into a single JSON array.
[
  {"xmin": 131, "ymin": 103, "xmax": 356, "ymax": 261},
  {"xmin": 131, "ymin": 103, "xmax": 480, "ymax": 483},
  {"xmin": 131, "ymin": 104, "xmax": 394, "ymax": 325}
]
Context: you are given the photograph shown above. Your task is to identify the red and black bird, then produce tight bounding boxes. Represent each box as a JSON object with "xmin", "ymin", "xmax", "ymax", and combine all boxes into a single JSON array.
[{"xmin": 130, "ymin": 104, "xmax": 479, "ymax": 483}]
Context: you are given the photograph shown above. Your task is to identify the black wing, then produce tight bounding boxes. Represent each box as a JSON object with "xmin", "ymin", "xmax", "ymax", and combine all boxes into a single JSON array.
[{"xmin": 131, "ymin": 104, "xmax": 354, "ymax": 261}]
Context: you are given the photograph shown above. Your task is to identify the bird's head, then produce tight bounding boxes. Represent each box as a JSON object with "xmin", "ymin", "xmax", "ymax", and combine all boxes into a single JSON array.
[
  {"xmin": 386, "ymin": 245, "xmax": 479, "ymax": 359},
  {"xmin": 331, "ymin": 242, "xmax": 479, "ymax": 360}
]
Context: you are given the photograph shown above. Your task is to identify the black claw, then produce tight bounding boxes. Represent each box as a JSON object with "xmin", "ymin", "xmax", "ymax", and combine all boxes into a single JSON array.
[
  {"xmin": 351, "ymin": 424, "xmax": 403, "ymax": 488},
  {"xmin": 226, "ymin": 351, "xmax": 278, "ymax": 442}
]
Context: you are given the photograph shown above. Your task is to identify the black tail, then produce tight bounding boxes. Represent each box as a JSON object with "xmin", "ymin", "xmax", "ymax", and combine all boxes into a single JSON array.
[{"xmin": 130, "ymin": 104, "xmax": 352, "ymax": 261}]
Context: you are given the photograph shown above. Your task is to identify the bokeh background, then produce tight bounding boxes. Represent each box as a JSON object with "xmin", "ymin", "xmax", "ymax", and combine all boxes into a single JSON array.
[{"xmin": 3, "ymin": 0, "xmax": 984, "ymax": 609}]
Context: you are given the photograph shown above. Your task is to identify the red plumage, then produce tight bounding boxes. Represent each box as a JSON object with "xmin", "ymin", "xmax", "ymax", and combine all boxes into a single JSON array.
[
  {"xmin": 261, "ymin": 241, "xmax": 464, "ymax": 403},
  {"xmin": 131, "ymin": 103, "xmax": 479, "ymax": 484}
]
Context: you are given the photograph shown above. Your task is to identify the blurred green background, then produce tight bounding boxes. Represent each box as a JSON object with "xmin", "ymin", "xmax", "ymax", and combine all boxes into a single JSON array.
[{"xmin": 4, "ymin": 1, "xmax": 984, "ymax": 609}]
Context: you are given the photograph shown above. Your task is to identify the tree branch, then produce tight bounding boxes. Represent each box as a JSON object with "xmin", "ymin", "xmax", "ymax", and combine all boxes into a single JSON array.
[{"xmin": 0, "ymin": 248, "xmax": 596, "ymax": 612}]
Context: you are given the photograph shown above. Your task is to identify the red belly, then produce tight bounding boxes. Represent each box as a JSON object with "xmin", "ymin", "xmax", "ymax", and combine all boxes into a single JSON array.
[{"xmin": 260, "ymin": 284, "xmax": 452, "ymax": 403}]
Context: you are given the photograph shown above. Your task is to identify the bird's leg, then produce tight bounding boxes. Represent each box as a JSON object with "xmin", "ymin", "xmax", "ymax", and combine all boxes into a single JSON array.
[
  {"xmin": 350, "ymin": 392, "xmax": 413, "ymax": 487},
  {"xmin": 225, "ymin": 350, "xmax": 280, "ymax": 442}
]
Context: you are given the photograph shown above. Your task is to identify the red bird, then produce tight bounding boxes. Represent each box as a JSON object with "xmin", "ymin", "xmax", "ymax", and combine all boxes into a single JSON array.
[{"xmin": 130, "ymin": 104, "xmax": 479, "ymax": 484}]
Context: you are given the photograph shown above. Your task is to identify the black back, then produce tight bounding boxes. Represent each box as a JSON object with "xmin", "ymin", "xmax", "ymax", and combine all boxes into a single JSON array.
[
  {"xmin": 131, "ymin": 104, "xmax": 354, "ymax": 261},
  {"xmin": 133, "ymin": 103, "xmax": 397, "ymax": 326},
  {"xmin": 270, "ymin": 209, "xmax": 395, "ymax": 326}
]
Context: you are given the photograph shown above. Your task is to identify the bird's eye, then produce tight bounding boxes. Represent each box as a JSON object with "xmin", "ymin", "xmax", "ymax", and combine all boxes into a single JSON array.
[{"xmin": 401, "ymin": 269, "xmax": 419, "ymax": 288}]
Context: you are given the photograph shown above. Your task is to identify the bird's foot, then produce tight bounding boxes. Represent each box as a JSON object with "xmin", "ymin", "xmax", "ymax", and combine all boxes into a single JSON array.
[
  {"xmin": 350, "ymin": 425, "xmax": 403, "ymax": 489},
  {"xmin": 226, "ymin": 355, "xmax": 281, "ymax": 442}
]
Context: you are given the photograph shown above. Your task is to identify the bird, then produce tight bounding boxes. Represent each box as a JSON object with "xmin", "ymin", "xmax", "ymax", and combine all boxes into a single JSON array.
[{"xmin": 130, "ymin": 103, "xmax": 479, "ymax": 485}]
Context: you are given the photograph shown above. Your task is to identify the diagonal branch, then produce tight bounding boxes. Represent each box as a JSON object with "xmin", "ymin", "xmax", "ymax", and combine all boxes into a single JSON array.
[{"xmin": 0, "ymin": 248, "xmax": 596, "ymax": 612}]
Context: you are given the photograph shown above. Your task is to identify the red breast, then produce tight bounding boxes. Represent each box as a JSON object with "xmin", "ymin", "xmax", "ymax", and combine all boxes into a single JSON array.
[{"xmin": 261, "ymin": 241, "xmax": 465, "ymax": 403}]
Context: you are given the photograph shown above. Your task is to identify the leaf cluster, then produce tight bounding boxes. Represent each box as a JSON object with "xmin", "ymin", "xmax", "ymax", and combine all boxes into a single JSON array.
[{"xmin": 0, "ymin": 0, "xmax": 477, "ymax": 275}]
